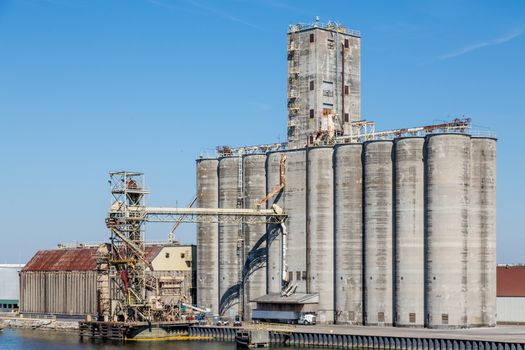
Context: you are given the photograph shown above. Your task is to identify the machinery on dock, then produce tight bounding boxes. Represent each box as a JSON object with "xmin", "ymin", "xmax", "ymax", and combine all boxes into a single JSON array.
[{"xmin": 99, "ymin": 171, "xmax": 287, "ymax": 326}]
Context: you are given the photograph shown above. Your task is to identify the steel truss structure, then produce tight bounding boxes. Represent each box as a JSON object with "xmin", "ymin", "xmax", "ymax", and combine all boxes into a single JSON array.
[{"xmin": 103, "ymin": 171, "xmax": 286, "ymax": 323}]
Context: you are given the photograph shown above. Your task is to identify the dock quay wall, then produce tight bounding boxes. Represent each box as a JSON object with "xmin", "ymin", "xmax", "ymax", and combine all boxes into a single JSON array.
[{"xmin": 189, "ymin": 325, "xmax": 525, "ymax": 350}]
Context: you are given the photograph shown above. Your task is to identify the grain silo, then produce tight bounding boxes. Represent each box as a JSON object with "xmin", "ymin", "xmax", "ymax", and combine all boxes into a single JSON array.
[
  {"xmin": 242, "ymin": 154, "xmax": 267, "ymax": 319},
  {"xmin": 196, "ymin": 158, "xmax": 219, "ymax": 314},
  {"xmin": 334, "ymin": 143, "xmax": 363, "ymax": 325},
  {"xmin": 266, "ymin": 151, "xmax": 285, "ymax": 294},
  {"xmin": 218, "ymin": 156, "xmax": 241, "ymax": 316},
  {"xmin": 393, "ymin": 137, "xmax": 425, "ymax": 327},
  {"xmin": 266, "ymin": 149, "xmax": 308, "ymax": 295},
  {"xmin": 425, "ymin": 133, "xmax": 470, "ymax": 328},
  {"xmin": 281, "ymin": 149, "xmax": 307, "ymax": 293},
  {"xmin": 363, "ymin": 140, "xmax": 393, "ymax": 326},
  {"xmin": 471, "ymin": 137, "xmax": 497, "ymax": 327},
  {"xmin": 306, "ymin": 146, "xmax": 335, "ymax": 324}
]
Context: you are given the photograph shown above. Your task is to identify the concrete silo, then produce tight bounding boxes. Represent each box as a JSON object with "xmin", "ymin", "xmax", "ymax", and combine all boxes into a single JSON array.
[
  {"xmin": 425, "ymin": 133, "xmax": 470, "ymax": 328},
  {"xmin": 393, "ymin": 137, "xmax": 425, "ymax": 327},
  {"xmin": 363, "ymin": 140, "xmax": 393, "ymax": 326},
  {"xmin": 334, "ymin": 143, "xmax": 363, "ymax": 325},
  {"xmin": 242, "ymin": 154, "xmax": 267, "ymax": 320},
  {"xmin": 265, "ymin": 149, "xmax": 308, "ymax": 296},
  {"xmin": 196, "ymin": 158, "xmax": 219, "ymax": 314},
  {"xmin": 307, "ymin": 146, "xmax": 335, "ymax": 324},
  {"xmin": 470, "ymin": 137, "xmax": 497, "ymax": 327},
  {"xmin": 218, "ymin": 156, "xmax": 241, "ymax": 316},
  {"xmin": 282, "ymin": 149, "xmax": 307, "ymax": 293},
  {"xmin": 265, "ymin": 151, "xmax": 285, "ymax": 294}
]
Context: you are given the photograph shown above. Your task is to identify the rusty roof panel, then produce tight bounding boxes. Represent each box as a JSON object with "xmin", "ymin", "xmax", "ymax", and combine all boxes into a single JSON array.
[
  {"xmin": 23, "ymin": 245, "xmax": 165, "ymax": 272},
  {"xmin": 23, "ymin": 247, "xmax": 98, "ymax": 272},
  {"xmin": 497, "ymin": 266, "xmax": 525, "ymax": 297}
]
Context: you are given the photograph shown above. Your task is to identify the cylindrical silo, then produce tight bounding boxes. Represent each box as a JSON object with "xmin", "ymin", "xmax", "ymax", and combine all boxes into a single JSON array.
[
  {"xmin": 282, "ymin": 149, "xmax": 307, "ymax": 293},
  {"xmin": 425, "ymin": 133, "xmax": 470, "ymax": 328},
  {"xmin": 334, "ymin": 143, "xmax": 363, "ymax": 325},
  {"xmin": 242, "ymin": 154, "xmax": 267, "ymax": 320},
  {"xmin": 196, "ymin": 158, "xmax": 219, "ymax": 314},
  {"xmin": 307, "ymin": 146, "xmax": 334, "ymax": 324},
  {"xmin": 471, "ymin": 137, "xmax": 497, "ymax": 327},
  {"xmin": 364, "ymin": 140, "xmax": 393, "ymax": 326},
  {"xmin": 218, "ymin": 156, "xmax": 241, "ymax": 317},
  {"xmin": 393, "ymin": 137, "xmax": 425, "ymax": 327},
  {"xmin": 265, "ymin": 151, "xmax": 285, "ymax": 295}
]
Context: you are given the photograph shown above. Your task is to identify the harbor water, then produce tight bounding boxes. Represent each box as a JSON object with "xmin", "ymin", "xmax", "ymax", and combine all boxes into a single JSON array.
[{"xmin": 0, "ymin": 328, "xmax": 325, "ymax": 350}]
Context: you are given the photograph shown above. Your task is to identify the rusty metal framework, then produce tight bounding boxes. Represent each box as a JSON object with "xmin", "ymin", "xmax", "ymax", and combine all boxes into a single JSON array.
[{"xmin": 102, "ymin": 171, "xmax": 287, "ymax": 323}]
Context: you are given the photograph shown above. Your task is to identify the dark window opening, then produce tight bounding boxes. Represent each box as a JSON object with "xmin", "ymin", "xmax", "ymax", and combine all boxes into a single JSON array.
[
  {"xmin": 442, "ymin": 314, "xmax": 449, "ymax": 325},
  {"xmin": 344, "ymin": 38, "xmax": 349, "ymax": 48},
  {"xmin": 309, "ymin": 80, "xmax": 314, "ymax": 90},
  {"xmin": 409, "ymin": 313, "xmax": 416, "ymax": 323},
  {"xmin": 165, "ymin": 253, "xmax": 170, "ymax": 258},
  {"xmin": 309, "ymin": 33, "xmax": 315, "ymax": 42},
  {"xmin": 344, "ymin": 113, "xmax": 349, "ymax": 123},
  {"xmin": 309, "ymin": 109, "xmax": 314, "ymax": 119},
  {"xmin": 344, "ymin": 85, "xmax": 349, "ymax": 95}
]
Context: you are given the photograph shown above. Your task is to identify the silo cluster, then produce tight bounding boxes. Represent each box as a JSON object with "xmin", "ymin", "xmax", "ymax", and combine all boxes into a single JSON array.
[{"xmin": 196, "ymin": 134, "xmax": 496, "ymax": 328}]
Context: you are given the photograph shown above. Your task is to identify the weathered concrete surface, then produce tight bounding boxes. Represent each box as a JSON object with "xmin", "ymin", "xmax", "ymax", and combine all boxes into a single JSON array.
[
  {"xmin": 196, "ymin": 159, "xmax": 219, "ymax": 314},
  {"xmin": 470, "ymin": 138, "xmax": 497, "ymax": 327},
  {"xmin": 306, "ymin": 146, "xmax": 335, "ymax": 324},
  {"xmin": 218, "ymin": 157, "xmax": 241, "ymax": 316},
  {"xmin": 425, "ymin": 134, "xmax": 470, "ymax": 328},
  {"xmin": 394, "ymin": 138, "xmax": 425, "ymax": 327},
  {"xmin": 242, "ymin": 154, "xmax": 267, "ymax": 320},
  {"xmin": 334, "ymin": 143, "xmax": 363, "ymax": 325},
  {"xmin": 363, "ymin": 140, "xmax": 393, "ymax": 326},
  {"xmin": 287, "ymin": 26, "xmax": 361, "ymax": 149}
]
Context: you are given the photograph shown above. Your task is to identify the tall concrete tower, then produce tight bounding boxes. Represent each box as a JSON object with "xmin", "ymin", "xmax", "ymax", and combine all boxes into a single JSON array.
[{"xmin": 287, "ymin": 20, "xmax": 361, "ymax": 149}]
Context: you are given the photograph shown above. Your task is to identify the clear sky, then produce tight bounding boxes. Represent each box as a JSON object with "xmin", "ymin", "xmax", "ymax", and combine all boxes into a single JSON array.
[{"xmin": 1, "ymin": 0, "xmax": 524, "ymax": 264}]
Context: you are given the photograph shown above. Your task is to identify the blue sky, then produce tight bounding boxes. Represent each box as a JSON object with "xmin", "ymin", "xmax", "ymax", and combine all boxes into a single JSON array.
[{"xmin": 1, "ymin": 0, "xmax": 524, "ymax": 263}]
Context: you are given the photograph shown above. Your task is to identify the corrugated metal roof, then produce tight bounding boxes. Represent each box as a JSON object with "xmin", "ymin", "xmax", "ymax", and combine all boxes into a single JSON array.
[
  {"xmin": 497, "ymin": 266, "xmax": 525, "ymax": 297},
  {"xmin": 23, "ymin": 245, "xmax": 165, "ymax": 272},
  {"xmin": 23, "ymin": 247, "xmax": 98, "ymax": 271}
]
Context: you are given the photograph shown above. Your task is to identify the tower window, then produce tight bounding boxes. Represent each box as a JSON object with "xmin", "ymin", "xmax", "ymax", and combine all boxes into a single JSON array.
[
  {"xmin": 344, "ymin": 113, "xmax": 349, "ymax": 123},
  {"xmin": 309, "ymin": 109, "xmax": 314, "ymax": 119},
  {"xmin": 309, "ymin": 33, "xmax": 315, "ymax": 42},
  {"xmin": 309, "ymin": 80, "xmax": 314, "ymax": 90},
  {"xmin": 344, "ymin": 38, "xmax": 349, "ymax": 48},
  {"xmin": 345, "ymin": 85, "xmax": 349, "ymax": 95}
]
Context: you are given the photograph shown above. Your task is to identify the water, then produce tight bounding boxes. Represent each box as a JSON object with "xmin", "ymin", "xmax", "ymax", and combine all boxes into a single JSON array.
[{"xmin": 0, "ymin": 328, "xmax": 324, "ymax": 350}]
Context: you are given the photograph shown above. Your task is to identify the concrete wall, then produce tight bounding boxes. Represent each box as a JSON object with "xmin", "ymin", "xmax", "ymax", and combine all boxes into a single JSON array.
[
  {"xmin": 196, "ymin": 159, "xmax": 219, "ymax": 313},
  {"xmin": 306, "ymin": 146, "xmax": 335, "ymax": 323},
  {"xmin": 287, "ymin": 27, "xmax": 361, "ymax": 148}
]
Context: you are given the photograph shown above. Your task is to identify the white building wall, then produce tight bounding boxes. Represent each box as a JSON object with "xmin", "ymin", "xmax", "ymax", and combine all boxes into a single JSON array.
[
  {"xmin": 0, "ymin": 264, "xmax": 24, "ymax": 301},
  {"xmin": 497, "ymin": 297, "xmax": 525, "ymax": 324}
]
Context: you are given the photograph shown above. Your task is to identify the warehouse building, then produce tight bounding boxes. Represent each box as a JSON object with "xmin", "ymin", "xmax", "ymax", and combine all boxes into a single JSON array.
[
  {"xmin": 0, "ymin": 264, "xmax": 24, "ymax": 312},
  {"xmin": 196, "ymin": 20, "xmax": 496, "ymax": 329},
  {"xmin": 497, "ymin": 265, "xmax": 525, "ymax": 324},
  {"xmin": 20, "ymin": 243, "xmax": 195, "ymax": 318}
]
